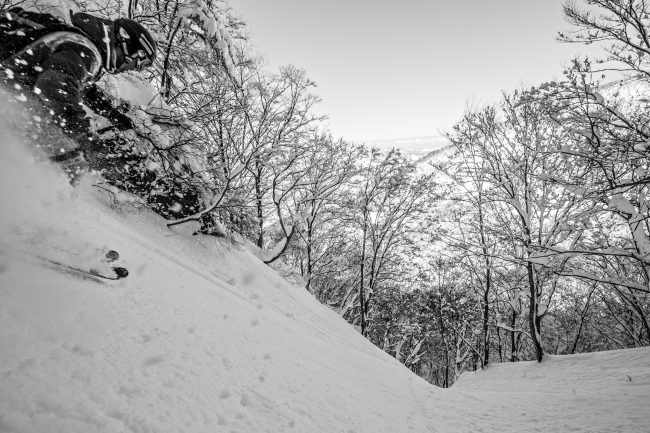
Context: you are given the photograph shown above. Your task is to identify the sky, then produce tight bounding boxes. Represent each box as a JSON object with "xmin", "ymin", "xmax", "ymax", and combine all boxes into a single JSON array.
[{"xmin": 225, "ymin": 0, "xmax": 600, "ymax": 146}]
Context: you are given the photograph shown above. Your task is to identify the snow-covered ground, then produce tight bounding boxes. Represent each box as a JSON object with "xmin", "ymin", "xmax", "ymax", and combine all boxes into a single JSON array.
[{"xmin": 1, "ymin": 122, "xmax": 649, "ymax": 433}]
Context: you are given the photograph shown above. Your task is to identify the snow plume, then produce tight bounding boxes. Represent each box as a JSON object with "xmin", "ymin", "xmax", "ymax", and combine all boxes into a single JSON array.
[
  {"xmin": 0, "ymin": 111, "xmax": 74, "ymax": 231},
  {"xmin": 4, "ymin": 97, "xmax": 134, "ymax": 285},
  {"xmin": 174, "ymin": 0, "xmax": 237, "ymax": 80},
  {"xmin": 19, "ymin": 0, "xmax": 80, "ymax": 21},
  {"xmin": 0, "ymin": 85, "xmax": 79, "ymax": 160}
]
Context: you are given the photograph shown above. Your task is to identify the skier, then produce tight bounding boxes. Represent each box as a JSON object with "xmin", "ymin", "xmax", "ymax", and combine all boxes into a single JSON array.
[{"xmin": 0, "ymin": 7, "xmax": 157, "ymax": 168}]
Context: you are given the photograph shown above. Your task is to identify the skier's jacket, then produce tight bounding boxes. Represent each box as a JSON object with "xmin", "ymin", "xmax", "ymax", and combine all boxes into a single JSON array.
[{"xmin": 0, "ymin": 7, "xmax": 132, "ymax": 137}]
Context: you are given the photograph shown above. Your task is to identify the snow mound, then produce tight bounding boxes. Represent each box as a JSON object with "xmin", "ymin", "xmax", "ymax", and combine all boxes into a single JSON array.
[
  {"xmin": 453, "ymin": 348, "xmax": 650, "ymax": 431},
  {"xmin": 1, "ymin": 115, "xmax": 649, "ymax": 432},
  {"xmin": 456, "ymin": 348, "xmax": 650, "ymax": 392}
]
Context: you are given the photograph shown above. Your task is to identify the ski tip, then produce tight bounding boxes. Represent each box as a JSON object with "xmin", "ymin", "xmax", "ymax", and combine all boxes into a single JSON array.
[{"xmin": 112, "ymin": 266, "xmax": 129, "ymax": 279}]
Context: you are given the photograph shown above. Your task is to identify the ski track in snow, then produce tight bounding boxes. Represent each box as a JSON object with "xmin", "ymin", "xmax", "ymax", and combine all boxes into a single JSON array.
[{"xmin": 1, "ymin": 115, "xmax": 650, "ymax": 432}]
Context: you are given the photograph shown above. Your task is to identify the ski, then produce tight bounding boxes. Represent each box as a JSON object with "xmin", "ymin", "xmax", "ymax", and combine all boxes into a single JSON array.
[
  {"xmin": 36, "ymin": 249, "xmax": 129, "ymax": 282},
  {"xmin": 43, "ymin": 259, "xmax": 128, "ymax": 281},
  {"xmin": 90, "ymin": 265, "xmax": 129, "ymax": 280}
]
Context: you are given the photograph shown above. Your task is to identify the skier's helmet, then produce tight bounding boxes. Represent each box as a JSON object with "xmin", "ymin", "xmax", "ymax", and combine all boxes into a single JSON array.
[{"xmin": 113, "ymin": 18, "xmax": 156, "ymax": 72}]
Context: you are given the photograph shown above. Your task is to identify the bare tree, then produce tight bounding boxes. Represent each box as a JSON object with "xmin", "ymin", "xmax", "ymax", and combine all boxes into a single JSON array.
[
  {"xmin": 353, "ymin": 149, "xmax": 434, "ymax": 336},
  {"xmin": 449, "ymin": 91, "xmax": 584, "ymax": 362},
  {"xmin": 560, "ymin": 0, "xmax": 650, "ymax": 78}
]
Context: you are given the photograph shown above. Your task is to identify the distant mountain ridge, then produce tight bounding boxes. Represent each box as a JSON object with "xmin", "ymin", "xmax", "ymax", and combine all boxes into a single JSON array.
[
  {"xmin": 416, "ymin": 143, "xmax": 455, "ymax": 165},
  {"xmin": 361, "ymin": 135, "xmax": 452, "ymax": 152}
]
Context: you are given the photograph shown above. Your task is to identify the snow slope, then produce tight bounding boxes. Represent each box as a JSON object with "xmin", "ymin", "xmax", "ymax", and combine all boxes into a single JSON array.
[
  {"xmin": 454, "ymin": 349, "xmax": 650, "ymax": 432},
  {"xmin": 1, "ymin": 122, "xmax": 650, "ymax": 432}
]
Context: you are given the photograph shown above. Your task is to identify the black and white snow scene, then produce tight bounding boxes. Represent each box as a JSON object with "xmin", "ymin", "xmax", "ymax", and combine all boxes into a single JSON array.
[{"xmin": 1, "ymin": 0, "xmax": 650, "ymax": 432}]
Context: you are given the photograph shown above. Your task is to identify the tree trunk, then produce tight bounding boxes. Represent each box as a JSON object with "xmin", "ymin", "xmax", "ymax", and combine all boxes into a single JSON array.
[
  {"xmin": 477, "ymin": 191, "xmax": 491, "ymax": 367},
  {"xmin": 305, "ymin": 221, "xmax": 313, "ymax": 292},
  {"xmin": 628, "ymin": 290, "xmax": 650, "ymax": 344},
  {"xmin": 482, "ymin": 276, "xmax": 490, "ymax": 366},
  {"xmin": 438, "ymin": 296, "xmax": 450, "ymax": 388},
  {"xmin": 263, "ymin": 226, "xmax": 296, "ymax": 264},
  {"xmin": 526, "ymin": 260, "xmax": 544, "ymax": 362},
  {"xmin": 496, "ymin": 325, "xmax": 504, "ymax": 363},
  {"xmin": 255, "ymin": 161, "xmax": 264, "ymax": 248},
  {"xmin": 359, "ymin": 209, "xmax": 368, "ymax": 336},
  {"xmin": 510, "ymin": 309, "xmax": 519, "ymax": 362},
  {"xmin": 570, "ymin": 287, "xmax": 595, "ymax": 354}
]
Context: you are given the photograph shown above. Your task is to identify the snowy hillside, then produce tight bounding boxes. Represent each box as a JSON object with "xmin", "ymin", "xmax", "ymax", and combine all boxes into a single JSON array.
[
  {"xmin": 454, "ymin": 349, "xmax": 650, "ymax": 432},
  {"xmin": 1, "ymin": 126, "xmax": 650, "ymax": 432}
]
